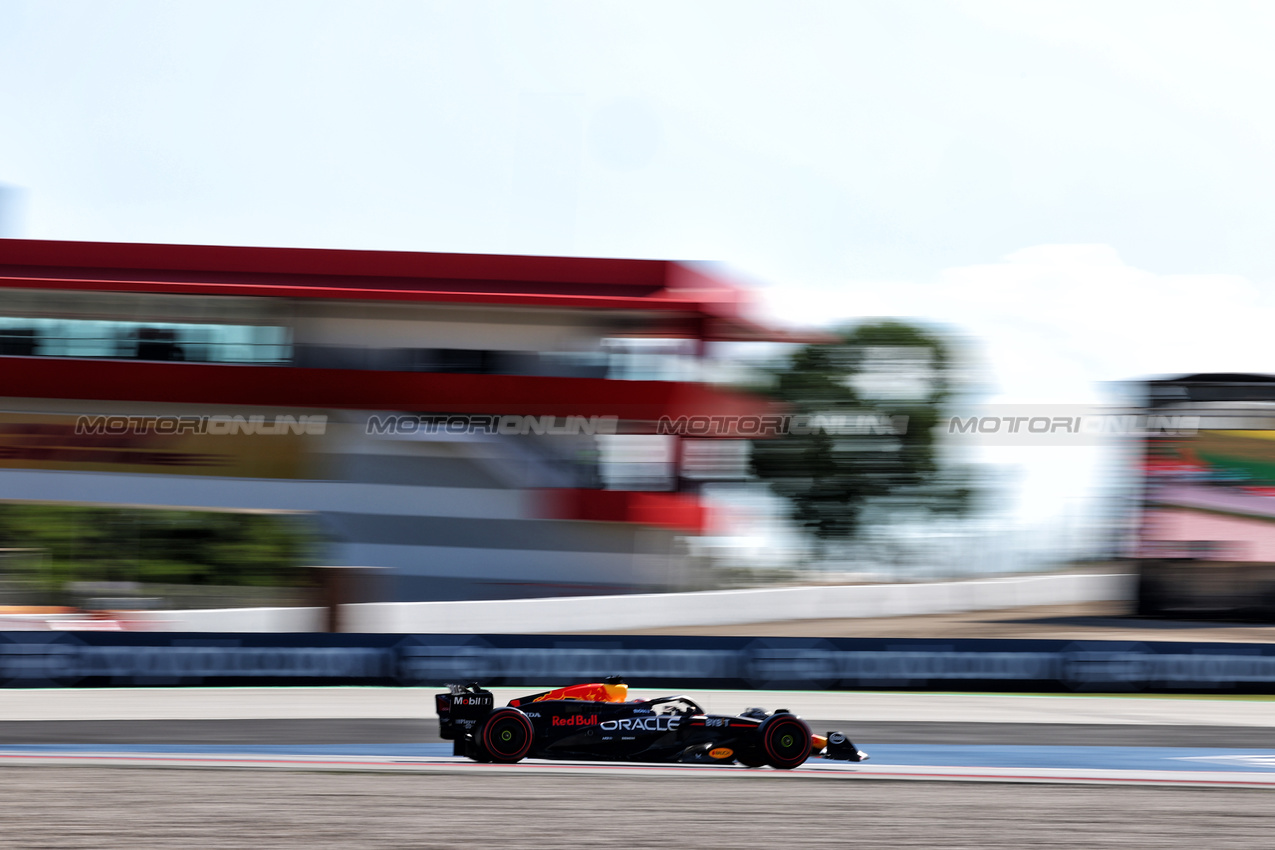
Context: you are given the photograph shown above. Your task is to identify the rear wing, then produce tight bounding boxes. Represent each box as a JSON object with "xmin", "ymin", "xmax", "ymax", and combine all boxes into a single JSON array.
[{"xmin": 435, "ymin": 683, "xmax": 494, "ymax": 741}]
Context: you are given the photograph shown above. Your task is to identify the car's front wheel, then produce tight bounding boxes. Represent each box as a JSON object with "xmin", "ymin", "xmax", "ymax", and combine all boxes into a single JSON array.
[{"xmin": 757, "ymin": 713, "xmax": 812, "ymax": 769}]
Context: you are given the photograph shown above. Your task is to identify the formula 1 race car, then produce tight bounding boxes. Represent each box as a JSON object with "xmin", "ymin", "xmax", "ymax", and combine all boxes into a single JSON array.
[{"xmin": 435, "ymin": 678, "xmax": 868, "ymax": 769}]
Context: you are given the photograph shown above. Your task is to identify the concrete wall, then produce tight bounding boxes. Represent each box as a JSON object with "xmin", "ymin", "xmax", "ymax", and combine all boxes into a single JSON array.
[
  {"xmin": 0, "ymin": 607, "xmax": 327, "ymax": 632},
  {"xmin": 343, "ymin": 572, "xmax": 1135, "ymax": 633},
  {"xmin": 128, "ymin": 606, "xmax": 328, "ymax": 632},
  {"xmin": 4, "ymin": 574, "xmax": 1134, "ymax": 634}
]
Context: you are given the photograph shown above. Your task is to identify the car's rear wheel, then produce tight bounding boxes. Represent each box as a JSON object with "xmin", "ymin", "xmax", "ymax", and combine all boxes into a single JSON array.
[
  {"xmin": 479, "ymin": 708, "xmax": 535, "ymax": 763},
  {"xmin": 758, "ymin": 713, "xmax": 812, "ymax": 769}
]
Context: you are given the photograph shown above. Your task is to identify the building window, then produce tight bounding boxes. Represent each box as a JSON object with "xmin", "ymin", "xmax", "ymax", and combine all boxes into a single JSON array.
[{"xmin": 0, "ymin": 317, "xmax": 291, "ymax": 364}]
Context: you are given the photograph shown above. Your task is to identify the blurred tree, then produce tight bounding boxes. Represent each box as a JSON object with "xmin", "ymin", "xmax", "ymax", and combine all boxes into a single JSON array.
[
  {"xmin": 0, "ymin": 505, "xmax": 317, "ymax": 592},
  {"xmin": 749, "ymin": 320, "xmax": 977, "ymax": 555}
]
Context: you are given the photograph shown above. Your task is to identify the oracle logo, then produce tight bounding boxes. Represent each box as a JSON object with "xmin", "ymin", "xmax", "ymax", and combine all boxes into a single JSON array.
[{"xmin": 600, "ymin": 716, "xmax": 681, "ymax": 733}]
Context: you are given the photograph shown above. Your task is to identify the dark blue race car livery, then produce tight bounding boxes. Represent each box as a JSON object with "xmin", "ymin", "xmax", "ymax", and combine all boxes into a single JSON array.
[{"xmin": 436, "ymin": 678, "xmax": 868, "ymax": 769}]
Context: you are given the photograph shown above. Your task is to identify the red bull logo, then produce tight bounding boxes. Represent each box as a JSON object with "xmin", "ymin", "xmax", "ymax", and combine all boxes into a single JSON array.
[{"xmin": 551, "ymin": 714, "xmax": 599, "ymax": 727}]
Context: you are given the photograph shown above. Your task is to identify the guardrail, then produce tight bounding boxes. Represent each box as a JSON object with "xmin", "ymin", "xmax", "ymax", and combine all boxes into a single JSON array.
[{"xmin": 3, "ymin": 632, "xmax": 1274, "ymax": 693}]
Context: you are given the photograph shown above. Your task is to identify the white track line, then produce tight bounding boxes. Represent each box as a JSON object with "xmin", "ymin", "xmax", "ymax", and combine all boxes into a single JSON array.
[{"xmin": 3, "ymin": 751, "xmax": 1274, "ymax": 788}]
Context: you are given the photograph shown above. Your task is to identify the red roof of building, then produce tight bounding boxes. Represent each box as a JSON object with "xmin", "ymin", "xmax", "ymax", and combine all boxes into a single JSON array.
[{"xmin": 0, "ymin": 238, "xmax": 824, "ymax": 343}]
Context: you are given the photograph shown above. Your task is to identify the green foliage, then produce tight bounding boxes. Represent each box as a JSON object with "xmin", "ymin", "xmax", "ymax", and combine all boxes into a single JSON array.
[
  {"xmin": 749, "ymin": 319, "xmax": 976, "ymax": 543},
  {"xmin": 0, "ymin": 505, "xmax": 317, "ymax": 591}
]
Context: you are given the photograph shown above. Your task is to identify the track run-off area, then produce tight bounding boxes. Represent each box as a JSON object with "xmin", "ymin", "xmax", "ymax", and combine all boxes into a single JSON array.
[
  {"xmin": 2, "ymin": 686, "xmax": 1275, "ymax": 787},
  {"xmin": 3, "ymin": 688, "xmax": 1274, "ymax": 848}
]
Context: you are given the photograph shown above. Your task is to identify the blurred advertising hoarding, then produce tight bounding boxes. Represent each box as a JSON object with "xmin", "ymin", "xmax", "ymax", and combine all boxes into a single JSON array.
[{"xmin": 1136, "ymin": 376, "xmax": 1275, "ymax": 619}]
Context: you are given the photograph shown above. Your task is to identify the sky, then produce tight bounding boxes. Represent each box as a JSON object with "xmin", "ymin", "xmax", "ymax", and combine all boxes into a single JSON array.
[{"xmin": 4, "ymin": 0, "xmax": 1275, "ymax": 556}]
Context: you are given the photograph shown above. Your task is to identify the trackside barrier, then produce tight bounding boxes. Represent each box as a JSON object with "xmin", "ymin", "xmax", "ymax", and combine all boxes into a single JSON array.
[
  {"xmin": 0, "ymin": 575, "xmax": 1135, "ymax": 634},
  {"xmin": 133, "ymin": 607, "xmax": 327, "ymax": 632},
  {"xmin": 0, "ymin": 607, "xmax": 327, "ymax": 633},
  {"xmin": 340, "ymin": 573, "xmax": 1136, "ymax": 634},
  {"xmin": 4, "ymin": 632, "xmax": 1275, "ymax": 693}
]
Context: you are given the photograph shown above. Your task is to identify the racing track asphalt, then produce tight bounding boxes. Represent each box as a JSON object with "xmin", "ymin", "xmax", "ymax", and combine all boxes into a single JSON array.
[
  {"xmin": 1, "ymin": 766, "xmax": 1270, "ymax": 850},
  {"xmin": 4, "ymin": 690, "xmax": 1273, "ymax": 847},
  {"xmin": 3, "ymin": 718, "xmax": 1275, "ymax": 748}
]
